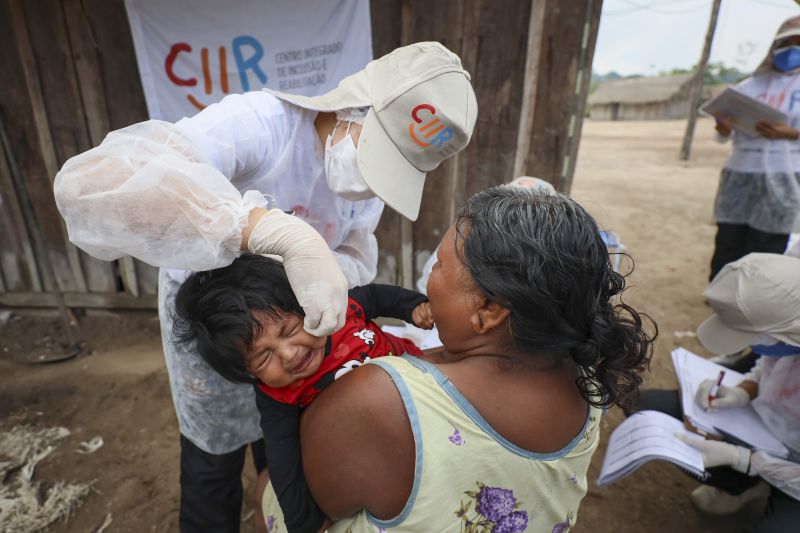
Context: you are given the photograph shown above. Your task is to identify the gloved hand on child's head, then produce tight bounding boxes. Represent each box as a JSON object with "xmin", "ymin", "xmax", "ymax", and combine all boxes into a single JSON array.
[{"xmin": 247, "ymin": 209, "xmax": 348, "ymax": 337}]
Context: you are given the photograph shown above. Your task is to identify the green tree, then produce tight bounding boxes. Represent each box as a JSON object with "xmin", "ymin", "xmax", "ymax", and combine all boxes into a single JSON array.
[{"xmin": 658, "ymin": 62, "xmax": 746, "ymax": 85}]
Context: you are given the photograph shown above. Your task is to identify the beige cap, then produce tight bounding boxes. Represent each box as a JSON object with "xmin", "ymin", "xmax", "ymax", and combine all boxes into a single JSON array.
[
  {"xmin": 266, "ymin": 42, "xmax": 477, "ymax": 221},
  {"xmin": 697, "ymin": 253, "xmax": 800, "ymax": 355},
  {"xmin": 775, "ymin": 27, "xmax": 800, "ymax": 43}
]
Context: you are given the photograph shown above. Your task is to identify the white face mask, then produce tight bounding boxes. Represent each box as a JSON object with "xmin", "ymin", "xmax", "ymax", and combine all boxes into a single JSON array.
[{"xmin": 324, "ymin": 122, "xmax": 375, "ymax": 201}]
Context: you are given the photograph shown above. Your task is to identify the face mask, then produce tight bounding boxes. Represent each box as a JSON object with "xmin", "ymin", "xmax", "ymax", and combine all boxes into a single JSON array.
[
  {"xmin": 772, "ymin": 46, "xmax": 800, "ymax": 72},
  {"xmin": 750, "ymin": 341, "xmax": 800, "ymax": 357},
  {"xmin": 324, "ymin": 122, "xmax": 375, "ymax": 201}
]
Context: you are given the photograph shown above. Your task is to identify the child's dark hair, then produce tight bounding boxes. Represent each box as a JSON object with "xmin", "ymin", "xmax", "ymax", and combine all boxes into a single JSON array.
[
  {"xmin": 173, "ymin": 254, "xmax": 303, "ymax": 384},
  {"xmin": 454, "ymin": 185, "xmax": 656, "ymax": 410}
]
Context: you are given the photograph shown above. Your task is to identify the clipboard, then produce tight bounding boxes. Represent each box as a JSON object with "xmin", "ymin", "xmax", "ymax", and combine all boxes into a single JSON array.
[{"xmin": 700, "ymin": 87, "xmax": 788, "ymax": 137}]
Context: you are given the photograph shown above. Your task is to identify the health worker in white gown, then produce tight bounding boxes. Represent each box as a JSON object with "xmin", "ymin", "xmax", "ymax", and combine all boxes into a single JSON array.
[{"xmin": 53, "ymin": 42, "xmax": 477, "ymax": 532}]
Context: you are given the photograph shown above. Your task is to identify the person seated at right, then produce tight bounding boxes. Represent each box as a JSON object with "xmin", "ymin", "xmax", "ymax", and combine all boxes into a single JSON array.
[{"xmin": 640, "ymin": 253, "xmax": 800, "ymax": 531}]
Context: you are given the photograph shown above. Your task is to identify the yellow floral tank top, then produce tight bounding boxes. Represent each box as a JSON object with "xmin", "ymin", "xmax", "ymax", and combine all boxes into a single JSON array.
[{"xmin": 262, "ymin": 355, "xmax": 602, "ymax": 533}]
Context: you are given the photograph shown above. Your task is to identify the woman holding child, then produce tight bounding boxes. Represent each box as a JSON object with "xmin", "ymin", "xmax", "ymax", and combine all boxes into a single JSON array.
[{"xmin": 250, "ymin": 186, "xmax": 656, "ymax": 532}]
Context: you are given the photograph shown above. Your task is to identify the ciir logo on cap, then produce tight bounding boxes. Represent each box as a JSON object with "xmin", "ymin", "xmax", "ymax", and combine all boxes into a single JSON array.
[{"xmin": 408, "ymin": 104, "xmax": 457, "ymax": 158}]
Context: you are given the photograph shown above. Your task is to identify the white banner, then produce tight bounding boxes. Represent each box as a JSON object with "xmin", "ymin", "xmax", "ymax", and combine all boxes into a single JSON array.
[{"xmin": 124, "ymin": 0, "xmax": 373, "ymax": 122}]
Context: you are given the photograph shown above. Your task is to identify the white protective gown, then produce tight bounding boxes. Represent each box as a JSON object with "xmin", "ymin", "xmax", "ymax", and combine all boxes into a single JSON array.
[
  {"xmin": 744, "ymin": 354, "xmax": 800, "ymax": 500},
  {"xmin": 60, "ymin": 91, "xmax": 384, "ymax": 453},
  {"xmin": 169, "ymin": 92, "xmax": 382, "ymax": 453},
  {"xmin": 715, "ymin": 73, "xmax": 800, "ymax": 235}
]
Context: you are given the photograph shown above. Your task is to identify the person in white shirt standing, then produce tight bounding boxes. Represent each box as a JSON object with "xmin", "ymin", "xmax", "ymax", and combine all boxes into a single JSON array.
[
  {"xmin": 54, "ymin": 42, "xmax": 477, "ymax": 532},
  {"xmin": 710, "ymin": 16, "xmax": 800, "ymax": 280}
]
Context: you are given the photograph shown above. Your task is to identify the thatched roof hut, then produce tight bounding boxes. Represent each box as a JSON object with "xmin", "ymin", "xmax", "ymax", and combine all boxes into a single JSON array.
[{"xmin": 589, "ymin": 74, "xmax": 694, "ymax": 120}]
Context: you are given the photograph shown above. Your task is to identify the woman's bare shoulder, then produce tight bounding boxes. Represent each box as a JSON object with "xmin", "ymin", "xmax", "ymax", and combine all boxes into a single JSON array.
[{"xmin": 300, "ymin": 363, "xmax": 415, "ymax": 520}]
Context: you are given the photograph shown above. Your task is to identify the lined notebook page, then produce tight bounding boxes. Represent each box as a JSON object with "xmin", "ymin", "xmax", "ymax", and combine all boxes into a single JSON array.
[{"xmin": 598, "ymin": 410, "xmax": 704, "ymax": 486}]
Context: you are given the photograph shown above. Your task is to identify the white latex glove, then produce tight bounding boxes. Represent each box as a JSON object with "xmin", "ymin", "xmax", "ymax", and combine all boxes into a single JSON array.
[
  {"xmin": 675, "ymin": 433, "xmax": 753, "ymax": 474},
  {"xmin": 247, "ymin": 210, "xmax": 348, "ymax": 336},
  {"xmin": 694, "ymin": 379, "xmax": 751, "ymax": 410}
]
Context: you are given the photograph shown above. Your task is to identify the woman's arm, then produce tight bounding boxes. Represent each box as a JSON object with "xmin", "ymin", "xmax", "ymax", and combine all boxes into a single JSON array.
[{"xmin": 299, "ymin": 364, "xmax": 415, "ymax": 520}]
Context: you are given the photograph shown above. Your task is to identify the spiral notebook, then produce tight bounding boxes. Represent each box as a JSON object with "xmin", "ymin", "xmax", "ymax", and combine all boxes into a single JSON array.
[{"xmin": 597, "ymin": 410, "xmax": 705, "ymax": 486}]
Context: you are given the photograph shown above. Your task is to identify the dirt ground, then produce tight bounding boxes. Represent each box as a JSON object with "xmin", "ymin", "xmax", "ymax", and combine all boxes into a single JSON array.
[{"xmin": 0, "ymin": 118, "xmax": 769, "ymax": 532}]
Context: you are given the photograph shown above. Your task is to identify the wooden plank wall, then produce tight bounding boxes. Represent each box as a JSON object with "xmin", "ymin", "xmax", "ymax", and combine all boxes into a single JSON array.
[
  {"xmin": 372, "ymin": 0, "xmax": 604, "ymax": 286},
  {"xmin": 0, "ymin": 0, "xmax": 601, "ymax": 309},
  {"xmin": 0, "ymin": 0, "xmax": 157, "ymax": 309}
]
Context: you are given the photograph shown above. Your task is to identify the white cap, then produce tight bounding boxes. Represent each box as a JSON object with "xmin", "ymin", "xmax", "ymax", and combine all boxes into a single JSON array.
[
  {"xmin": 697, "ymin": 254, "xmax": 800, "ymax": 355},
  {"xmin": 266, "ymin": 42, "xmax": 477, "ymax": 221}
]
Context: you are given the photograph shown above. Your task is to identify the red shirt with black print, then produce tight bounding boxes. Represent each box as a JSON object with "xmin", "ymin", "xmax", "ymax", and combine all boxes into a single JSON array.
[{"xmin": 257, "ymin": 294, "xmax": 423, "ymax": 406}]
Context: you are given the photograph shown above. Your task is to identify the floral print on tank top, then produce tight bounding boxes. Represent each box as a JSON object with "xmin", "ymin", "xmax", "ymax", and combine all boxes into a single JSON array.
[{"xmin": 454, "ymin": 482, "xmax": 529, "ymax": 533}]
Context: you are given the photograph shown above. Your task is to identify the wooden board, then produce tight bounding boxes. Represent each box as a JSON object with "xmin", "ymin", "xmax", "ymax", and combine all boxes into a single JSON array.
[
  {"xmin": 0, "ymin": 123, "xmax": 41, "ymax": 292},
  {"xmin": 520, "ymin": 0, "xmax": 602, "ymax": 192},
  {"xmin": 22, "ymin": 0, "xmax": 116, "ymax": 293},
  {"xmin": 81, "ymin": 0, "xmax": 149, "ymax": 131},
  {"xmin": 135, "ymin": 261, "xmax": 160, "ymax": 296},
  {"xmin": 1, "ymin": 0, "xmax": 78, "ymax": 292},
  {"xmin": 0, "ymin": 291, "xmax": 157, "ymax": 310},
  {"xmin": 80, "ymin": 0, "xmax": 157, "ymax": 295},
  {"xmin": 370, "ymin": 0, "xmax": 403, "ymax": 285},
  {"xmin": 399, "ymin": 0, "xmax": 533, "ymax": 283},
  {"xmin": 462, "ymin": 0, "xmax": 532, "ymax": 197},
  {"xmin": 560, "ymin": 0, "xmax": 602, "ymax": 193},
  {"xmin": 402, "ymin": 0, "xmax": 462, "ymax": 285}
]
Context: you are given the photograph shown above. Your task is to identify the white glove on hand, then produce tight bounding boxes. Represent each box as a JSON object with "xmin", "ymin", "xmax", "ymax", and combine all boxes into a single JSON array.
[
  {"xmin": 695, "ymin": 379, "xmax": 751, "ymax": 410},
  {"xmin": 676, "ymin": 433, "xmax": 753, "ymax": 474},
  {"xmin": 247, "ymin": 210, "xmax": 348, "ymax": 336}
]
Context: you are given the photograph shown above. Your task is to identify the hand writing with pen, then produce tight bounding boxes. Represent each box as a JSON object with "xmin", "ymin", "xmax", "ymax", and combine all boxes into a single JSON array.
[
  {"xmin": 694, "ymin": 374, "xmax": 754, "ymax": 411},
  {"xmin": 674, "ymin": 376, "xmax": 761, "ymax": 475}
]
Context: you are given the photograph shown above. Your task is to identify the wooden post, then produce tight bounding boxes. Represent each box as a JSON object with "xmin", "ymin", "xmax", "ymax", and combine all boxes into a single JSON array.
[
  {"xmin": 680, "ymin": 0, "xmax": 722, "ymax": 161},
  {"xmin": 559, "ymin": 0, "xmax": 603, "ymax": 193},
  {"xmin": 514, "ymin": 0, "xmax": 603, "ymax": 192},
  {"xmin": 513, "ymin": 0, "xmax": 547, "ymax": 179}
]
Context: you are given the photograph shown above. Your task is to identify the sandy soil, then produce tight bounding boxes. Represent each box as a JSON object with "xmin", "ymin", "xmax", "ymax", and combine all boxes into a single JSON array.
[{"xmin": 0, "ymin": 118, "xmax": 768, "ymax": 532}]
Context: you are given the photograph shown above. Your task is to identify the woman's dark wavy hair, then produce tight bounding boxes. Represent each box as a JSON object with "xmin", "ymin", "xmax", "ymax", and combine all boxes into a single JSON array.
[
  {"xmin": 454, "ymin": 185, "xmax": 656, "ymax": 410},
  {"xmin": 172, "ymin": 254, "xmax": 303, "ymax": 385}
]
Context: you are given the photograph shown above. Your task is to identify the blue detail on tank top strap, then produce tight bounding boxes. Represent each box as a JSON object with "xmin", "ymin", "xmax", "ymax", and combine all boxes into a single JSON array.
[
  {"xmin": 402, "ymin": 355, "xmax": 591, "ymax": 460},
  {"xmin": 365, "ymin": 358, "xmax": 424, "ymax": 529}
]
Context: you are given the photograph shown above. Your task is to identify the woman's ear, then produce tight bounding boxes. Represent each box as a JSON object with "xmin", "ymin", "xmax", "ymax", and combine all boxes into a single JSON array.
[{"xmin": 469, "ymin": 295, "xmax": 510, "ymax": 334}]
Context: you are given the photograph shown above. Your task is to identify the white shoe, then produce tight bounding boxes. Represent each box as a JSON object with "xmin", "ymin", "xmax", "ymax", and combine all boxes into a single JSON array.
[{"xmin": 690, "ymin": 482, "xmax": 770, "ymax": 515}]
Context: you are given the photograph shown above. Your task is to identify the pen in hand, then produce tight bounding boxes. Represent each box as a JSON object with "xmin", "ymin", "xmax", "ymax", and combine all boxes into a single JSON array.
[{"xmin": 707, "ymin": 370, "xmax": 726, "ymax": 405}]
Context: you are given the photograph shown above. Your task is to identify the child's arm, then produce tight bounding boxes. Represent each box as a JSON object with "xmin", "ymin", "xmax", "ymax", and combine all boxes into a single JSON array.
[
  {"xmin": 254, "ymin": 387, "xmax": 325, "ymax": 533},
  {"xmin": 348, "ymin": 284, "xmax": 428, "ymax": 324}
]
